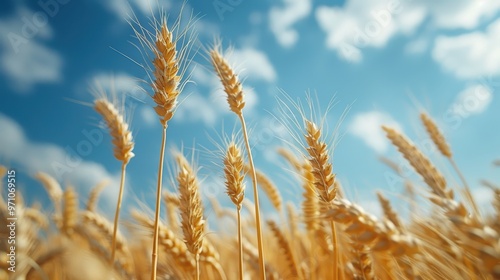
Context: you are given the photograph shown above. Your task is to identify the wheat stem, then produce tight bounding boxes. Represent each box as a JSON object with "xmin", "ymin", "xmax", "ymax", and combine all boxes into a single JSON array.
[
  {"xmin": 195, "ymin": 253, "xmax": 200, "ymax": 280},
  {"xmin": 111, "ymin": 163, "xmax": 127, "ymax": 264},
  {"xmin": 237, "ymin": 208, "xmax": 244, "ymax": 280},
  {"xmin": 239, "ymin": 114, "xmax": 266, "ymax": 279},
  {"xmin": 331, "ymin": 221, "xmax": 339, "ymax": 280},
  {"xmin": 151, "ymin": 126, "xmax": 167, "ymax": 280}
]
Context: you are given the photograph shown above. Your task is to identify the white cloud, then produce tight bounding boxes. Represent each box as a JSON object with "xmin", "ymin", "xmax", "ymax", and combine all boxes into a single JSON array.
[
  {"xmin": 449, "ymin": 84, "xmax": 493, "ymax": 116},
  {"xmin": 423, "ymin": 0, "xmax": 500, "ymax": 29},
  {"xmin": 176, "ymin": 47, "xmax": 272, "ymax": 126},
  {"xmin": 269, "ymin": 0, "xmax": 312, "ymax": 47},
  {"xmin": 405, "ymin": 37, "xmax": 429, "ymax": 54},
  {"xmin": 349, "ymin": 111, "xmax": 402, "ymax": 153},
  {"xmin": 227, "ymin": 48, "xmax": 277, "ymax": 82},
  {"xmin": 176, "ymin": 86, "xmax": 259, "ymax": 126},
  {"xmin": 0, "ymin": 8, "xmax": 62, "ymax": 92},
  {"xmin": 432, "ymin": 19, "xmax": 500, "ymax": 78},
  {"xmin": 139, "ymin": 105, "xmax": 157, "ymax": 127},
  {"xmin": 315, "ymin": 0, "xmax": 500, "ymax": 62},
  {"xmin": 0, "ymin": 114, "xmax": 122, "ymax": 206},
  {"xmin": 91, "ymin": 72, "xmax": 145, "ymax": 100},
  {"xmin": 176, "ymin": 92, "xmax": 218, "ymax": 126},
  {"xmin": 315, "ymin": 1, "xmax": 425, "ymax": 62},
  {"xmin": 103, "ymin": 0, "xmax": 171, "ymax": 19}
]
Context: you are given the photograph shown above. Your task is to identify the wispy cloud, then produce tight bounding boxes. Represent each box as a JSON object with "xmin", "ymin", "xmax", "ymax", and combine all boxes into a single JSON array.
[
  {"xmin": 227, "ymin": 47, "xmax": 277, "ymax": 82},
  {"xmin": 0, "ymin": 8, "xmax": 62, "ymax": 92},
  {"xmin": 101, "ymin": 0, "xmax": 171, "ymax": 20},
  {"xmin": 315, "ymin": 0, "xmax": 500, "ymax": 62},
  {"xmin": 349, "ymin": 111, "xmax": 402, "ymax": 153},
  {"xmin": 433, "ymin": 19, "xmax": 500, "ymax": 79},
  {"xmin": 315, "ymin": 1, "xmax": 425, "ymax": 62},
  {"xmin": 449, "ymin": 84, "xmax": 493, "ymax": 117},
  {"xmin": 174, "ymin": 46, "xmax": 274, "ymax": 126},
  {"xmin": 269, "ymin": 0, "xmax": 312, "ymax": 48}
]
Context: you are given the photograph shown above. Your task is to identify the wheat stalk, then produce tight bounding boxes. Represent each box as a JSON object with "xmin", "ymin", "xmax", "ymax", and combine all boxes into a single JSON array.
[
  {"xmin": 94, "ymin": 96, "xmax": 134, "ymax": 265},
  {"xmin": 210, "ymin": 46, "xmax": 266, "ymax": 279},
  {"xmin": 245, "ymin": 165, "xmax": 282, "ymax": 213},
  {"xmin": 136, "ymin": 17, "xmax": 188, "ymax": 279}
]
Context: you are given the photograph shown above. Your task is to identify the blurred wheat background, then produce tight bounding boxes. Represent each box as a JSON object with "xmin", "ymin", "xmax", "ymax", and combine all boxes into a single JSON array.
[{"xmin": 0, "ymin": 0, "xmax": 499, "ymax": 279}]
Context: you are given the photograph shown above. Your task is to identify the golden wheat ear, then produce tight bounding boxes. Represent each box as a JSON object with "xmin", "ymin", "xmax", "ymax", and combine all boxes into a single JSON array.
[
  {"xmin": 94, "ymin": 98, "xmax": 135, "ymax": 164},
  {"xmin": 302, "ymin": 119, "xmax": 343, "ymax": 279},
  {"xmin": 175, "ymin": 153, "xmax": 205, "ymax": 280},
  {"xmin": 420, "ymin": 112, "xmax": 480, "ymax": 218},
  {"xmin": 223, "ymin": 142, "xmax": 246, "ymax": 280}
]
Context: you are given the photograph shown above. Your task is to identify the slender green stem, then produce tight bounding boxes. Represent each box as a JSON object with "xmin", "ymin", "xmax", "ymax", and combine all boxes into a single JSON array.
[
  {"xmin": 111, "ymin": 163, "xmax": 127, "ymax": 264},
  {"xmin": 450, "ymin": 158, "xmax": 480, "ymax": 218},
  {"xmin": 151, "ymin": 127, "xmax": 167, "ymax": 280},
  {"xmin": 237, "ymin": 208, "xmax": 244, "ymax": 280},
  {"xmin": 238, "ymin": 114, "xmax": 266, "ymax": 279}
]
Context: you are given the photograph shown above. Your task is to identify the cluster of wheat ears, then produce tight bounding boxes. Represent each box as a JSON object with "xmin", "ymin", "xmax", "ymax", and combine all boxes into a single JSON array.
[{"xmin": 1, "ymin": 11, "xmax": 500, "ymax": 280}]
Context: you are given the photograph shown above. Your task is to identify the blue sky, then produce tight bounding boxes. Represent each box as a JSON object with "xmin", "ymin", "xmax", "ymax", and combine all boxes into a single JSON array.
[{"xmin": 1, "ymin": 0, "xmax": 499, "ymax": 218}]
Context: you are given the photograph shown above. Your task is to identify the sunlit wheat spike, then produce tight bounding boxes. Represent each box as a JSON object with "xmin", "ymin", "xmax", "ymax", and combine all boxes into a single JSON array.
[
  {"xmin": 277, "ymin": 147, "xmax": 303, "ymax": 172},
  {"xmin": 62, "ymin": 186, "xmax": 78, "ymax": 236},
  {"xmin": 176, "ymin": 154, "xmax": 205, "ymax": 256},
  {"xmin": 86, "ymin": 180, "xmax": 109, "ymax": 212},
  {"xmin": 245, "ymin": 165, "xmax": 282, "ymax": 212},
  {"xmin": 304, "ymin": 120, "xmax": 336, "ymax": 203},
  {"xmin": 82, "ymin": 211, "xmax": 128, "ymax": 253},
  {"xmin": 151, "ymin": 21, "xmax": 182, "ymax": 127},
  {"xmin": 376, "ymin": 192, "xmax": 403, "ymax": 231},
  {"xmin": 94, "ymin": 98, "xmax": 135, "ymax": 164},
  {"xmin": 382, "ymin": 126, "xmax": 451, "ymax": 200},
  {"xmin": 302, "ymin": 162, "xmax": 320, "ymax": 232},
  {"xmin": 224, "ymin": 142, "xmax": 246, "ymax": 209},
  {"xmin": 420, "ymin": 113, "xmax": 452, "ymax": 158},
  {"xmin": 209, "ymin": 48, "xmax": 245, "ymax": 115},
  {"xmin": 267, "ymin": 220, "xmax": 300, "ymax": 278},
  {"xmin": 131, "ymin": 210, "xmax": 195, "ymax": 269},
  {"xmin": 34, "ymin": 172, "xmax": 63, "ymax": 208}
]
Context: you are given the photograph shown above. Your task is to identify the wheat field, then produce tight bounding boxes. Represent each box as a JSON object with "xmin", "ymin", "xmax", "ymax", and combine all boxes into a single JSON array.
[{"xmin": 1, "ymin": 7, "xmax": 500, "ymax": 280}]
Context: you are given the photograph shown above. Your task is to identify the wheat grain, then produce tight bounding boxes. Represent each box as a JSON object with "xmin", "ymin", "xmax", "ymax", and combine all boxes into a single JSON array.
[
  {"xmin": 225, "ymin": 143, "xmax": 246, "ymax": 209},
  {"xmin": 62, "ymin": 186, "xmax": 78, "ymax": 236},
  {"xmin": 267, "ymin": 220, "xmax": 300, "ymax": 278},
  {"xmin": 86, "ymin": 180, "xmax": 109, "ymax": 212},
  {"xmin": 94, "ymin": 99, "xmax": 134, "ymax": 164},
  {"xmin": 245, "ymin": 165, "xmax": 282, "ymax": 212},
  {"xmin": 420, "ymin": 113, "xmax": 452, "ymax": 158},
  {"xmin": 383, "ymin": 126, "xmax": 451, "ymax": 200}
]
